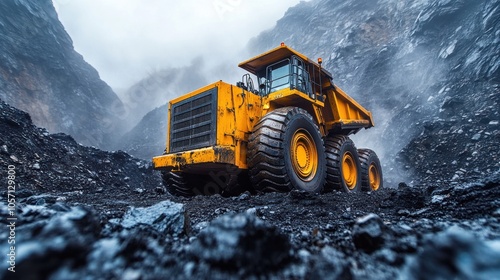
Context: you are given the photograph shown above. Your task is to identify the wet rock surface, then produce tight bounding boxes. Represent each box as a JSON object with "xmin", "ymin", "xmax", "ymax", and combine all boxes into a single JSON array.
[
  {"xmin": 403, "ymin": 227, "xmax": 500, "ymax": 280},
  {"xmin": 119, "ymin": 200, "xmax": 189, "ymax": 236},
  {"xmin": 188, "ymin": 213, "xmax": 292, "ymax": 275},
  {"xmin": 352, "ymin": 213, "xmax": 391, "ymax": 253}
]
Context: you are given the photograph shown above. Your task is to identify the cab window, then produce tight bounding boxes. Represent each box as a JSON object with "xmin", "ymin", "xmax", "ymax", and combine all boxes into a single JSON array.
[
  {"xmin": 266, "ymin": 59, "xmax": 291, "ymax": 94},
  {"xmin": 291, "ymin": 56, "xmax": 313, "ymax": 96},
  {"xmin": 258, "ymin": 56, "xmax": 315, "ymax": 97}
]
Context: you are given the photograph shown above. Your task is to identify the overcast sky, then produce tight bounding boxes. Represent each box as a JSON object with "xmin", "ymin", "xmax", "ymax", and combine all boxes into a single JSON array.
[{"xmin": 53, "ymin": 0, "xmax": 306, "ymax": 90}]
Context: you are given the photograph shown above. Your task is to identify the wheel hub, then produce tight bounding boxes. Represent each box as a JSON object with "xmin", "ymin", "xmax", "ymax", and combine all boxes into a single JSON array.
[
  {"xmin": 290, "ymin": 130, "xmax": 318, "ymax": 181},
  {"xmin": 342, "ymin": 152, "xmax": 357, "ymax": 190},
  {"xmin": 368, "ymin": 163, "xmax": 380, "ymax": 191}
]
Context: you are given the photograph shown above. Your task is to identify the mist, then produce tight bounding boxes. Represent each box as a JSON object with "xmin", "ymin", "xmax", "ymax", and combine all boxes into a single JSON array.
[{"xmin": 53, "ymin": 0, "xmax": 307, "ymax": 91}]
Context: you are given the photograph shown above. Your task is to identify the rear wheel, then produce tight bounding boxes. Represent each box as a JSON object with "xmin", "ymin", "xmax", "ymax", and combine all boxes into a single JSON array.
[
  {"xmin": 358, "ymin": 149, "xmax": 383, "ymax": 191},
  {"xmin": 324, "ymin": 135, "xmax": 361, "ymax": 192},
  {"xmin": 247, "ymin": 107, "xmax": 326, "ymax": 193}
]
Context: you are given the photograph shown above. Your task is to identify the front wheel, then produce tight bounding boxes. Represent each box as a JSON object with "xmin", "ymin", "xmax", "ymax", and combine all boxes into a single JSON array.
[{"xmin": 247, "ymin": 107, "xmax": 326, "ymax": 193}]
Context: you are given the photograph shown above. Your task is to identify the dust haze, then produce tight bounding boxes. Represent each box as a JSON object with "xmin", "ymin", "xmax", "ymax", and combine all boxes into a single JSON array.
[
  {"xmin": 54, "ymin": 0, "xmax": 306, "ymax": 90},
  {"xmin": 350, "ymin": 41, "xmax": 447, "ymax": 185}
]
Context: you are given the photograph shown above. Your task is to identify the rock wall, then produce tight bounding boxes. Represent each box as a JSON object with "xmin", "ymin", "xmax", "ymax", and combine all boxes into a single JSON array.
[
  {"xmin": 248, "ymin": 0, "xmax": 500, "ymax": 182},
  {"xmin": 0, "ymin": 0, "xmax": 125, "ymax": 149}
]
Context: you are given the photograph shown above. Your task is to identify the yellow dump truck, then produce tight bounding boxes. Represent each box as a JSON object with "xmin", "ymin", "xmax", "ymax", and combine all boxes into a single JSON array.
[{"xmin": 153, "ymin": 43, "xmax": 382, "ymax": 196}]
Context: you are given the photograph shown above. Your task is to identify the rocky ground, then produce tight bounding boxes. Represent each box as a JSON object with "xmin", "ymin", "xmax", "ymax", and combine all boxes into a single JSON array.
[
  {"xmin": 1, "ymin": 100, "xmax": 500, "ymax": 280},
  {"xmin": 1, "ymin": 0, "xmax": 499, "ymax": 279},
  {"xmin": 0, "ymin": 100, "xmax": 163, "ymax": 213},
  {"xmin": 397, "ymin": 84, "xmax": 500, "ymax": 183}
]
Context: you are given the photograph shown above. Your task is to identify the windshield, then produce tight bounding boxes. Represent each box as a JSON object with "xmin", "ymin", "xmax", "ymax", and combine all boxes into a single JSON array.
[
  {"xmin": 257, "ymin": 56, "xmax": 315, "ymax": 97},
  {"xmin": 266, "ymin": 59, "xmax": 290, "ymax": 94}
]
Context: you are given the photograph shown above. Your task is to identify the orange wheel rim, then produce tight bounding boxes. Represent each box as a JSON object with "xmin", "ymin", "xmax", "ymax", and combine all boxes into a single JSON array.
[
  {"xmin": 290, "ymin": 130, "xmax": 318, "ymax": 181},
  {"xmin": 342, "ymin": 152, "xmax": 357, "ymax": 190},
  {"xmin": 368, "ymin": 163, "xmax": 380, "ymax": 191}
]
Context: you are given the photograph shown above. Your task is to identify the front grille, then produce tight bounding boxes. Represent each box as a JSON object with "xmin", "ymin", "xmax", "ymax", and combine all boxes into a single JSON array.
[{"xmin": 169, "ymin": 87, "xmax": 217, "ymax": 153}]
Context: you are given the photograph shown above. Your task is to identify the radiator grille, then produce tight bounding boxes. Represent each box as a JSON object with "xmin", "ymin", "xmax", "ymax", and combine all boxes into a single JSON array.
[{"xmin": 169, "ymin": 87, "xmax": 217, "ymax": 152}]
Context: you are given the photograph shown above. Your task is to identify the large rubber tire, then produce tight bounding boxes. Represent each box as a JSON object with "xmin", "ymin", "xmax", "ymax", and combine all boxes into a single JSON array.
[
  {"xmin": 358, "ymin": 149, "xmax": 383, "ymax": 191},
  {"xmin": 324, "ymin": 135, "xmax": 361, "ymax": 192},
  {"xmin": 247, "ymin": 107, "xmax": 326, "ymax": 193},
  {"xmin": 162, "ymin": 171, "xmax": 195, "ymax": 197}
]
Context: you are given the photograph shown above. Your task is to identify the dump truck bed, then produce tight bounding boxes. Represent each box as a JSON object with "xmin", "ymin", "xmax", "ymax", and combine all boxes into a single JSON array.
[{"xmin": 322, "ymin": 82, "xmax": 374, "ymax": 134}]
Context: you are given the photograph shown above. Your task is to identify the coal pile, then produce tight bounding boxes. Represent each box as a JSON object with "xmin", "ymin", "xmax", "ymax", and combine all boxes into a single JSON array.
[
  {"xmin": 0, "ymin": 100, "xmax": 163, "ymax": 213},
  {"xmin": 2, "ymin": 98, "xmax": 499, "ymax": 279},
  {"xmin": 398, "ymin": 86, "xmax": 500, "ymax": 183},
  {"xmin": 1, "ymin": 101, "xmax": 498, "ymax": 278},
  {"xmin": 1, "ymin": 162, "xmax": 499, "ymax": 279},
  {"xmin": 1, "ymin": 0, "xmax": 500, "ymax": 278}
]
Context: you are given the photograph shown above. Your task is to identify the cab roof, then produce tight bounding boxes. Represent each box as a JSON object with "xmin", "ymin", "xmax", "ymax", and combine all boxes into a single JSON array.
[{"xmin": 238, "ymin": 43, "xmax": 333, "ymax": 79}]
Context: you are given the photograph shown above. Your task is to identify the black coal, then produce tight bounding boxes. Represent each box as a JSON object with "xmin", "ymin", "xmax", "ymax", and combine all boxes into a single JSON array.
[
  {"xmin": 1, "ymin": 102, "xmax": 499, "ymax": 279},
  {"xmin": 1, "ymin": 0, "xmax": 500, "ymax": 279}
]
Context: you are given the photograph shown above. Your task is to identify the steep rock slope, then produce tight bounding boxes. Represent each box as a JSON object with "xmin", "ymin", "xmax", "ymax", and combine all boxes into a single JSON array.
[
  {"xmin": 0, "ymin": 0, "xmax": 125, "ymax": 149},
  {"xmin": 248, "ymin": 0, "xmax": 500, "ymax": 182}
]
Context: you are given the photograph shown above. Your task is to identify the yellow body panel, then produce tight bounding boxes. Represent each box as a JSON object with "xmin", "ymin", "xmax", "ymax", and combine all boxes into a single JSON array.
[
  {"xmin": 152, "ymin": 146, "xmax": 236, "ymax": 171},
  {"xmin": 239, "ymin": 43, "xmax": 373, "ymax": 132},
  {"xmin": 153, "ymin": 81, "xmax": 263, "ymax": 171},
  {"xmin": 153, "ymin": 44, "xmax": 375, "ymax": 173},
  {"xmin": 322, "ymin": 81, "xmax": 374, "ymax": 132}
]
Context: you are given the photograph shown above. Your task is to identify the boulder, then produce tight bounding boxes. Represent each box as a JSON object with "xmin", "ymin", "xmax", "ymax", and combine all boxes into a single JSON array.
[
  {"xmin": 120, "ymin": 200, "xmax": 188, "ymax": 236},
  {"xmin": 189, "ymin": 213, "xmax": 291, "ymax": 273},
  {"xmin": 403, "ymin": 227, "xmax": 500, "ymax": 280},
  {"xmin": 352, "ymin": 213, "xmax": 391, "ymax": 253}
]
